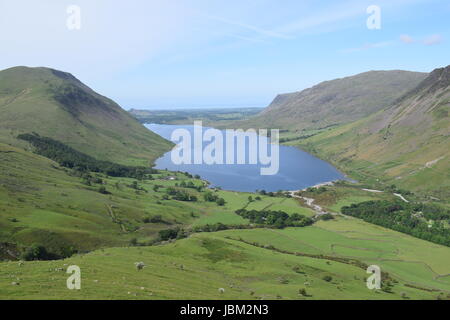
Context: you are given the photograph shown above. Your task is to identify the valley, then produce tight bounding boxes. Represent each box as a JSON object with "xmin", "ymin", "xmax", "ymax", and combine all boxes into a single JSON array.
[{"xmin": 0, "ymin": 65, "xmax": 449, "ymax": 300}]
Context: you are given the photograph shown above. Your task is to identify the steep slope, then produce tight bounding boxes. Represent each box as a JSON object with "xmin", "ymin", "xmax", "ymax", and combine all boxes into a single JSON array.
[
  {"xmin": 297, "ymin": 66, "xmax": 450, "ymax": 198},
  {"xmin": 243, "ymin": 70, "xmax": 427, "ymax": 131},
  {"xmin": 0, "ymin": 66, "xmax": 172, "ymax": 165}
]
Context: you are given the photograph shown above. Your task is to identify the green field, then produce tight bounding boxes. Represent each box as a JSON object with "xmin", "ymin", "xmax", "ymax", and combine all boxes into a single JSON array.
[
  {"xmin": 1, "ymin": 230, "xmax": 446, "ymax": 300},
  {"xmin": 218, "ymin": 216, "xmax": 450, "ymax": 293}
]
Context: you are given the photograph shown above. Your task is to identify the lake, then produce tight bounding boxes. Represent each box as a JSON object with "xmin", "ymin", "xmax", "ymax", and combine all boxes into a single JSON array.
[{"xmin": 146, "ymin": 123, "xmax": 345, "ymax": 192}]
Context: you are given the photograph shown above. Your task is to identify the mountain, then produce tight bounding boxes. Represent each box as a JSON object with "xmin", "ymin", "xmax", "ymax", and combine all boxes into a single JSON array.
[
  {"xmin": 243, "ymin": 70, "xmax": 427, "ymax": 131},
  {"xmin": 0, "ymin": 66, "xmax": 172, "ymax": 165},
  {"xmin": 297, "ymin": 66, "xmax": 450, "ymax": 198}
]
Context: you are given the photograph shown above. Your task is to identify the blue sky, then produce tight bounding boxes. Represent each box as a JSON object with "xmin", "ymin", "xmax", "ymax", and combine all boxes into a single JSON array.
[{"xmin": 0, "ymin": 0, "xmax": 449, "ymax": 109}]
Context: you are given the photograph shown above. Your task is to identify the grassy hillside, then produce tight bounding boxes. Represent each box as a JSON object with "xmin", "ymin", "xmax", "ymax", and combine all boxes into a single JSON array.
[
  {"xmin": 1, "ymin": 143, "xmax": 449, "ymax": 300},
  {"xmin": 294, "ymin": 66, "xmax": 450, "ymax": 200},
  {"xmin": 0, "ymin": 140, "xmax": 316, "ymax": 258},
  {"xmin": 238, "ymin": 70, "xmax": 426, "ymax": 131},
  {"xmin": 0, "ymin": 66, "xmax": 172, "ymax": 166},
  {"xmin": 2, "ymin": 217, "xmax": 450, "ymax": 300},
  {"xmin": 2, "ymin": 140, "xmax": 450, "ymax": 299}
]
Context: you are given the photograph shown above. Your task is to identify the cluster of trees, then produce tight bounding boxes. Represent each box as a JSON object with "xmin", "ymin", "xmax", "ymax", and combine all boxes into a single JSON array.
[
  {"xmin": 192, "ymin": 223, "xmax": 231, "ymax": 233},
  {"xmin": 18, "ymin": 133, "xmax": 157, "ymax": 179},
  {"xmin": 341, "ymin": 200, "xmax": 450, "ymax": 247},
  {"xmin": 178, "ymin": 172, "xmax": 200, "ymax": 180},
  {"xmin": 279, "ymin": 134, "xmax": 315, "ymax": 143},
  {"xmin": 166, "ymin": 187, "xmax": 197, "ymax": 202},
  {"xmin": 158, "ymin": 223, "xmax": 257, "ymax": 240},
  {"xmin": 411, "ymin": 203, "xmax": 450, "ymax": 221},
  {"xmin": 235, "ymin": 209, "xmax": 313, "ymax": 229},
  {"xmin": 203, "ymin": 191, "xmax": 226, "ymax": 206},
  {"xmin": 177, "ymin": 180, "xmax": 203, "ymax": 192},
  {"xmin": 21, "ymin": 243, "xmax": 76, "ymax": 261},
  {"xmin": 385, "ymin": 184, "xmax": 413, "ymax": 196},
  {"xmin": 191, "ymin": 223, "xmax": 260, "ymax": 233},
  {"xmin": 304, "ymin": 186, "xmax": 328, "ymax": 194},
  {"xmin": 257, "ymin": 190, "xmax": 291, "ymax": 198},
  {"xmin": 143, "ymin": 215, "xmax": 166, "ymax": 224},
  {"xmin": 158, "ymin": 227, "xmax": 188, "ymax": 241},
  {"xmin": 127, "ymin": 181, "xmax": 148, "ymax": 192},
  {"xmin": 98, "ymin": 186, "xmax": 110, "ymax": 194},
  {"xmin": 80, "ymin": 173, "xmax": 103, "ymax": 186},
  {"xmin": 318, "ymin": 213, "xmax": 334, "ymax": 221}
]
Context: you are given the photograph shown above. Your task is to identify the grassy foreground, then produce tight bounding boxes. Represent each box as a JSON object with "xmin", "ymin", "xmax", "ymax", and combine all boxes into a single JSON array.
[{"xmin": 1, "ymin": 221, "xmax": 449, "ymax": 300}]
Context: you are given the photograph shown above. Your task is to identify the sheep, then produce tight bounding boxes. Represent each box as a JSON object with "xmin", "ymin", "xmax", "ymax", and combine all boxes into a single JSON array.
[
  {"xmin": 134, "ymin": 262, "xmax": 146, "ymax": 271},
  {"xmin": 218, "ymin": 288, "xmax": 225, "ymax": 294}
]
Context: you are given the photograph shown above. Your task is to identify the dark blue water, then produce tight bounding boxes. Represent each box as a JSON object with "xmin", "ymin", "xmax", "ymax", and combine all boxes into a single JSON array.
[{"xmin": 146, "ymin": 123, "xmax": 345, "ymax": 192}]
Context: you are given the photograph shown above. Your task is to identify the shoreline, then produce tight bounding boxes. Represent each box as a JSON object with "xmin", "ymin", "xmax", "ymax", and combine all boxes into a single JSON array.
[{"xmin": 288, "ymin": 180, "xmax": 337, "ymax": 193}]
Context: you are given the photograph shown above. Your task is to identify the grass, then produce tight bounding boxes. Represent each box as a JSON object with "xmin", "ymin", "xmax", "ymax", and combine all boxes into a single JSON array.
[
  {"xmin": 217, "ymin": 216, "xmax": 450, "ymax": 293},
  {"xmin": 190, "ymin": 192, "xmax": 314, "ymax": 227},
  {"xmin": 1, "ymin": 232, "xmax": 444, "ymax": 300},
  {"xmin": 2, "ymin": 128, "xmax": 449, "ymax": 300},
  {"xmin": 0, "ymin": 141, "xmax": 315, "ymax": 256},
  {"xmin": 1, "ymin": 144, "xmax": 449, "ymax": 299},
  {"xmin": 293, "ymin": 99, "xmax": 450, "ymax": 202},
  {"xmin": 296, "ymin": 183, "xmax": 397, "ymax": 212}
]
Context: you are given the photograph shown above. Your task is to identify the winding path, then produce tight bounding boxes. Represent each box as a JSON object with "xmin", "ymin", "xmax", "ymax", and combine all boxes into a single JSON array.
[{"xmin": 288, "ymin": 191, "xmax": 333, "ymax": 218}]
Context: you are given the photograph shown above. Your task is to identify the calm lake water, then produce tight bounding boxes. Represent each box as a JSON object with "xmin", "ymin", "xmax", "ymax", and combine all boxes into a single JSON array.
[{"xmin": 146, "ymin": 123, "xmax": 345, "ymax": 192}]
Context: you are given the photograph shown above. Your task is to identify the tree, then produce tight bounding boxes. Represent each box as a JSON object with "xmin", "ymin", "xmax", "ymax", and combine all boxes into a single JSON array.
[
  {"xmin": 98, "ymin": 186, "xmax": 110, "ymax": 194},
  {"xmin": 299, "ymin": 288, "xmax": 308, "ymax": 296},
  {"xmin": 150, "ymin": 215, "xmax": 163, "ymax": 223},
  {"xmin": 158, "ymin": 228, "xmax": 180, "ymax": 241},
  {"xmin": 204, "ymin": 192, "xmax": 218, "ymax": 202},
  {"xmin": 21, "ymin": 244, "xmax": 54, "ymax": 261},
  {"xmin": 216, "ymin": 198, "xmax": 226, "ymax": 206}
]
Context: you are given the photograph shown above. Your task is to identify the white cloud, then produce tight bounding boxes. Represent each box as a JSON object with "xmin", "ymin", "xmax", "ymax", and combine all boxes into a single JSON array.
[
  {"xmin": 423, "ymin": 34, "xmax": 443, "ymax": 46},
  {"xmin": 400, "ymin": 34, "xmax": 414, "ymax": 44}
]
